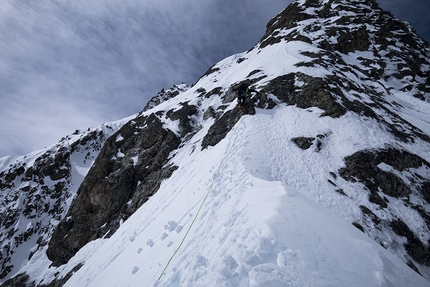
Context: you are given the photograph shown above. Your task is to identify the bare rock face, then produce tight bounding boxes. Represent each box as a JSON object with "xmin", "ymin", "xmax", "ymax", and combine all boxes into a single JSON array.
[
  {"xmin": 339, "ymin": 148, "xmax": 430, "ymax": 271},
  {"xmin": 0, "ymin": 273, "xmax": 33, "ymax": 287},
  {"xmin": 340, "ymin": 148, "xmax": 430, "ymax": 206},
  {"xmin": 201, "ymin": 81, "xmax": 276, "ymax": 150},
  {"xmin": 262, "ymin": 73, "xmax": 347, "ymax": 118},
  {"xmin": 201, "ymin": 109, "xmax": 242, "ymax": 150},
  {"xmin": 47, "ymin": 114, "xmax": 181, "ymax": 266}
]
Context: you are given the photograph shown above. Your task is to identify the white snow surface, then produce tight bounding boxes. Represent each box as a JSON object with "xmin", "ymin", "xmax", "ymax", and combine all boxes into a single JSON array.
[
  {"xmin": 56, "ymin": 34, "xmax": 430, "ymax": 284},
  {"xmin": 50, "ymin": 105, "xmax": 426, "ymax": 287},
  {"xmin": 6, "ymin": 5, "xmax": 430, "ymax": 285},
  {"xmin": 19, "ymin": 99, "xmax": 428, "ymax": 286}
]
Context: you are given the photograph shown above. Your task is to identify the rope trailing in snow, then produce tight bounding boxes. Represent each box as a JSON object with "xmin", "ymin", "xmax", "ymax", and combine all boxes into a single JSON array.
[{"xmin": 158, "ymin": 117, "xmax": 242, "ymax": 280}]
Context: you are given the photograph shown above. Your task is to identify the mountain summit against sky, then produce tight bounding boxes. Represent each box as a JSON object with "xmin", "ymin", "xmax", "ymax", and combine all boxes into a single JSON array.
[{"xmin": 1, "ymin": 0, "xmax": 430, "ymax": 286}]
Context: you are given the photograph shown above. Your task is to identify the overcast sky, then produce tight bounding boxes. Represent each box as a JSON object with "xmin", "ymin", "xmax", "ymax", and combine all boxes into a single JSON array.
[{"xmin": 0, "ymin": 0, "xmax": 429, "ymax": 158}]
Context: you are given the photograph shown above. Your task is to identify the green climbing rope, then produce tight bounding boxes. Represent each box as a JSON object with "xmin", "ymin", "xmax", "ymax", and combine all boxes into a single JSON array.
[{"xmin": 158, "ymin": 118, "xmax": 242, "ymax": 280}]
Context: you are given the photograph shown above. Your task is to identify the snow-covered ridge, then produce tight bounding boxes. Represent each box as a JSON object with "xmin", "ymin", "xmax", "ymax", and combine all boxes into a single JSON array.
[
  {"xmin": 1, "ymin": 0, "xmax": 430, "ymax": 285},
  {"xmin": 61, "ymin": 106, "xmax": 429, "ymax": 287}
]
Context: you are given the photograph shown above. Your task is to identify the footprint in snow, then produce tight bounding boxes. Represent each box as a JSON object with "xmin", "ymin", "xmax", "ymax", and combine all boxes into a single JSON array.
[
  {"xmin": 161, "ymin": 232, "xmax": 168, "ymax": 241},
  {"xmin": 132, "ymin": 266, "xmax": 139, "ymax": 275},
  {"xmin": 164, "ymin": 221, "xmax": 178, "ymax": 232}
]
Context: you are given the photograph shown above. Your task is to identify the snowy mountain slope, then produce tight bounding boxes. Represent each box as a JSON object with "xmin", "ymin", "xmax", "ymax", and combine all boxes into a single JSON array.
[
  {"xmin": 1, "ymin": 0, "xmax": 430, "ymax": 286},
  {"xmin": 0, "ymin": 118, "xmax": 131, "ymax": 282},
  {"xmin": 58, "ymin": 106, "xmax": 428, "ymax": 287},
  {"xmin": 0, "ymin": 84, "xmax": 189, "ymax": 283}
]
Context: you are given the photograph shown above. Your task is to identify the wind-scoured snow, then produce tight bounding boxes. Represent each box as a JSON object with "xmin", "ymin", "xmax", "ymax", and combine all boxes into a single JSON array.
[{"xmin": 44, "ymin": 103, "xmax": 426, "ymax": 287}]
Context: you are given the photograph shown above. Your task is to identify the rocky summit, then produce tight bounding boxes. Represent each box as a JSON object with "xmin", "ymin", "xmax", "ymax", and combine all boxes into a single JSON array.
[{"xmin": 1, "ymin": 0, "xmax": 430, "ymax": 286}]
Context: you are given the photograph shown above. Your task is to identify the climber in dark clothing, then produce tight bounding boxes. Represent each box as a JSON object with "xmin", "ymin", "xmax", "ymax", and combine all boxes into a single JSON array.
[{"xmin": 233, "ymin": 83, "xmax": 258, "ymax": 110}]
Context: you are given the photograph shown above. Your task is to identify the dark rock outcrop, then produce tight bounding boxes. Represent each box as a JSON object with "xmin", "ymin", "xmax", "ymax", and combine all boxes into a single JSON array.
[
  {"xmin": 0, "ymin": 126, "xmax": 113, "ymax": 281},
  {"xmin": 339, "ymin": 148, "xmax": 430, "ymax": 203},
  {"xmin": 259, "ymin": 1, "xmax": 312, "ymax": 49},
  {"xmin": 0, "ymin": 151, "xmax": 69, "ymax": 278},
  {"xmin": 390, "ymin": 219, "xmax": 430, "ymax": 267},
  {"xmin": 0, "ymin": 273, "xmax": 33, "ymax": 287},
  {"xmin": 143, "ymin": 84, "xmax": 189, "ymax": 112},
  {"xmin": 292, "ymin": 134, "xmax": 329, "ymax": 152},
  {"xmin": 292, "ymin": 137, "xmax": 316, "ymax": 150},
  {"xmin": 262, "ymin": 73, "xmax": 347, "ymax": 118},
  {"xmin": 166, "ymin": 102, "xmax": 200, "ymax": 138},
  {"xmin": 201, "ymin": 109, "xmax": 242, "ymax": 150},
  {"xmin": 339, "ymin": 148, "xmax": 430, "ymax": 268},
  {"xmin": 47, "ymin": 114, "xmax": 181, "ymax": 266},
  {"xmin": 1, "ymin": 263, "xmax": 83, "ymax": 287}
]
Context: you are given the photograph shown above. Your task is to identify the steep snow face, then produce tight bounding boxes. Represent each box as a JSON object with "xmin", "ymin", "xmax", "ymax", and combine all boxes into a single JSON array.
[
  {"xmin": 187, "ymin": 0, "xmax": 430, "ymax": 277},
  {"xmin": 2, "ymin": 0, "xmax": 430, "ymax": 286},
  {"xmin": 45, "ymin": 106, "xmax": 428, "ymax": 287}
]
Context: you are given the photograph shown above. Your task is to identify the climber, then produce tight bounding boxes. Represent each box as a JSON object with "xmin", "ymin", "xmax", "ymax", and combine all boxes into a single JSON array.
[{"xmin": 233, "ymin": 82, "xmax": 258, "ymax": 111}]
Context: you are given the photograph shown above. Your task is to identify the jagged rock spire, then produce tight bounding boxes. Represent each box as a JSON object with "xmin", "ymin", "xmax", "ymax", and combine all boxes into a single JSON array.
[{"xmin": 259, "ymin": 0, "xmax": 430, "ymax": 100}]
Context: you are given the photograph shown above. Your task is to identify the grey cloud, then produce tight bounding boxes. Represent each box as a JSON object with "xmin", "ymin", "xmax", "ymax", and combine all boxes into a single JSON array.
[
  {"xmin": 0, "ymin": 0, "xmax": 428, "ymax": 157},
  {"xmin": 0, "ymin": 0, "xmax": 288, "ymax": 157}
]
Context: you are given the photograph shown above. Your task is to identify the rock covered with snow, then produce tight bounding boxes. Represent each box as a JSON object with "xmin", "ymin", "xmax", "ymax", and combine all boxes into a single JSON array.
[
  {"xmin": 1, "ymin": 0, "xmax": 430, "ymax": 286},
  {"xmin": 0, "ymin": 122, "xmax": 122, "ymax": 281},
  {"xmin": 143, "ymin": 83, "xmax": 190, "ymax": 112},
  {"xmin": 46, "ymin": 113, "xmax": 182, "ymax": 267}
]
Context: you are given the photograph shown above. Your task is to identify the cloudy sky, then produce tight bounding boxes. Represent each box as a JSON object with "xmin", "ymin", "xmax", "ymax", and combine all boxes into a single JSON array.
[{"xmin": 0, "ymin": 0, "xmax": 429, "ymax": 158}]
